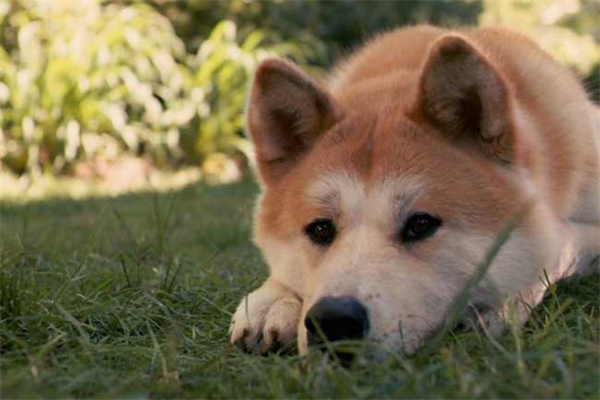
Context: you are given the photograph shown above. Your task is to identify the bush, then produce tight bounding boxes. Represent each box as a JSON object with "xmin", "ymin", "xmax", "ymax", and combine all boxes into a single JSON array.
[
  {"xmin": 1, "ymin": 0, "xmax": 597, "ymax": 179},
  {"xmin": 0, "ymin": 1, "xmax": 321, "ymax": 177},
  {"xmin": 183, "ymin": 19, "xmax": 324, "ymax": 167}
]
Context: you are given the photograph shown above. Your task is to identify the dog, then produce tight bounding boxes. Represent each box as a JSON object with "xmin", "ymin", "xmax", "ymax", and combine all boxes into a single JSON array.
[{"xmin": 229, "ymin": 25, "xmax": 600, "ymax": 358}]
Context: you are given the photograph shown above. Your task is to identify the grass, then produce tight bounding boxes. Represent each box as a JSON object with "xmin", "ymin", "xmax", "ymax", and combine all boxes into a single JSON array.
[{"xmin": 0, "ymin": 178, "xmax": 598, "ymax": 399}]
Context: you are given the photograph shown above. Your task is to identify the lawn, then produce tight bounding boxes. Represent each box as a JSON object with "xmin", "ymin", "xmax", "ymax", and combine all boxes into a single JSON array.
[{"xmin": 1, "ymin": 179, "xmax": 598, "ymax": 399}]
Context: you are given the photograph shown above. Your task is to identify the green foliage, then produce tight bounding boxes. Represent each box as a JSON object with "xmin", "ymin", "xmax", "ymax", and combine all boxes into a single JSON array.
[
  {"xmin": 0, "ymin": 1, "xmax": 190, "ymax": 175},
  {"xmin": 480, "ymin": 0, "xmax": 600, "ymax": 75},
  {"xmin": 184, "ymin": 20, "xmax": 323, "ymax": 165},
  {"xmin": 0, "ymin": 1, "xmax": 319, "ymax": 177},
  {"xmin": 154, "ymin": 0, "xmax": 482, "ymax": 65},
  {"xmin": 1, "ymin": 0, "xmax": 598, "ymax": 179}
]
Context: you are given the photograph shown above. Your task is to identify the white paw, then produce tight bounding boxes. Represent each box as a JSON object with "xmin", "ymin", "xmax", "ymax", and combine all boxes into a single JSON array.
[
  {"xmin": 230, "ymin": 282, "xmax": 302, "ymax": 354},
  {"xmin": 459, "ymin": 294, "xmax": 540, "ymax": 337}
]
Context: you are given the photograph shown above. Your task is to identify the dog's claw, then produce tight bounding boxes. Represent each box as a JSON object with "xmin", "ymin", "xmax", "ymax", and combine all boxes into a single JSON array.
[{"xmin": 230, "ymin": 282, "xmax": 302, "ymax": 354}]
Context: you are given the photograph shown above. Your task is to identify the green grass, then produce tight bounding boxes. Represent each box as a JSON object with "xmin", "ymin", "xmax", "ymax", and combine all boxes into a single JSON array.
[{"xmin": 1, "ymin": 179, "xmax": 598, "ymax": 399}]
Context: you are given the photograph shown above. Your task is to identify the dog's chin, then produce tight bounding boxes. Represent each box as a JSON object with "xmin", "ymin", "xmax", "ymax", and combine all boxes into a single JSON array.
[
  {"xmin": 309, "ymin": 340, "xmax": 426, "ymax": 365},
  {"xmin": 305, "ymin": 339, "xmax": 380, "ymax": 365},
  {"xmin": 349, "ymin": 327, "xmax": 449, "ymax": 362}
]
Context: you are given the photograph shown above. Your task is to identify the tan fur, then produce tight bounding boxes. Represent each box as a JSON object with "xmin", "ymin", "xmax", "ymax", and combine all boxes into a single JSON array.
[{"xmin": 230, "ymin": 25, "xmax": 600, "ymax": 356}]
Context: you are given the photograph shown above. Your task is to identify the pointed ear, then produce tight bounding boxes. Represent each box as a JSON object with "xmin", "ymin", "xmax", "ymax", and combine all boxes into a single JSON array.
[
  {"xmin": 246, "ymin": 59, "xmax": 342, "ymax": 184},
  {"xmin": 412, "ymin": 35, "xmax": 516, "ymax": 163}
]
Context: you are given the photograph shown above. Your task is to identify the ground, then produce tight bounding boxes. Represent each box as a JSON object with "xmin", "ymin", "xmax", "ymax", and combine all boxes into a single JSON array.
[{"xmin": 0, "ymin": 179, "xmax": 598, "ymax": 398}]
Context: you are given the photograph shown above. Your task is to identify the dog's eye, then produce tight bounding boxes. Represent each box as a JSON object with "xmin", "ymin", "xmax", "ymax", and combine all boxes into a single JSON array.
[
  {"xmin": 401, "ymin": 213, "xmax": 442, "ymax": 243},
  {"xmin": 305, "ymin": 219, "xmax": 336, "ymax": 246}
]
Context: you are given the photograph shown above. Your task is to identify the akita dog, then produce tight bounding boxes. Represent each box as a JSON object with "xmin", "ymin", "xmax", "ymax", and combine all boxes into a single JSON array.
[{"xmin": 230, "ymin": 25, "xmax": 600, "ymax": 357}]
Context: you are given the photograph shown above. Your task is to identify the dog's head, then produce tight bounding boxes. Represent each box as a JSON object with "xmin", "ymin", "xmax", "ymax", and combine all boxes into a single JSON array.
[{"xmin": 246, "ymin": 35, "xmax": 560, "ymax": 356}]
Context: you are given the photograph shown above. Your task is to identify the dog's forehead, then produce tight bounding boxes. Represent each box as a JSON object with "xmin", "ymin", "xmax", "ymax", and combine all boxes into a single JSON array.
[
  {"xmin": 286, "ymin": 112, "xmax": 522, "ymax": 232},
  {"xmin": 305, "ymin": 171, "xmax": 424, "ymax": 222}
]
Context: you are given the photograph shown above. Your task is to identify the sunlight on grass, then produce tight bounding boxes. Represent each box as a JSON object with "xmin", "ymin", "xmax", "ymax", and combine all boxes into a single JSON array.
[{"xmin": 0, "ymin": 168, "xmax": 203, "ymax": 203}]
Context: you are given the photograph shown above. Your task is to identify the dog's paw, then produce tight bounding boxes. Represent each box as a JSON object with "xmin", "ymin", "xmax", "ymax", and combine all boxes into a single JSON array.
[
  {"xmin": 261, "ymin": 296, "xmax": 302, "ymax": 352},
  {"xmin": 456, "ymin": 306, "xmax": 507, "ymax": 336},
  {"xmin": 230, "ymin": 281, "xmax": 302, "ymax": 354},
  {"xmin": 458, "ymin": 294, "xmax": 542, "ymax": 336}
]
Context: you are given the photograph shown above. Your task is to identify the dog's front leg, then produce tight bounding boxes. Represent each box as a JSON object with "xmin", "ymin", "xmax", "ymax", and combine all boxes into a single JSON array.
[{"xmin": 230, "ymin": 278, "xmax": 302, "ymax": 354}]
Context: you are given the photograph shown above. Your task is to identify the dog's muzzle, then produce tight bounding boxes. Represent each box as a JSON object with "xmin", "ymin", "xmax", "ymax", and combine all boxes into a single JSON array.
[{"xmin": 305, "ymin": 296, "xmax": 369, "ymax": 362}]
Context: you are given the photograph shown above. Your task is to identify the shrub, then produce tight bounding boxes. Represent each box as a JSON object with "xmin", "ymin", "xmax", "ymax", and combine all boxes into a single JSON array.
[{"xmin": 0, "ymin": 1, "xmax": 322, "ymax": 177}]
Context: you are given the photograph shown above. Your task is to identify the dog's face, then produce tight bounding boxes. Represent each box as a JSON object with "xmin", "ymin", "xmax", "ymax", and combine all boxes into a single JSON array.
[{"xmin": 246, "ymin": 35, "xmax": 561, "ymax": 355}]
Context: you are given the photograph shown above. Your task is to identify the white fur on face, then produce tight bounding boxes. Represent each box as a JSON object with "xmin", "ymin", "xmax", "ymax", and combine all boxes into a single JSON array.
[
  {"xmin": 305, "ymin": 172, "xmax": 425, "ymax": 228},
  {"xmin": 305, "ymin": 171, "xmax": 365, "ymax": 223}
]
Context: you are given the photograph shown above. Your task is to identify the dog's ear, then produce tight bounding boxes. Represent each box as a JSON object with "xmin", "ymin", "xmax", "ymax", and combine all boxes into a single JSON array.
[
  {"xmin": 247, "ymin": 59, "xmax": 342, "ymax": 184},
  {"xmin": 412, "ymin": 35, "xmax": 515, "ymax": 163}
]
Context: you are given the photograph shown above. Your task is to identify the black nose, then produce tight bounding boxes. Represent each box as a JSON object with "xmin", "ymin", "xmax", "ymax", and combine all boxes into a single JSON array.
[{"xmin": 305, "ymin": 296, "xmax": 369, "ymax": 345}]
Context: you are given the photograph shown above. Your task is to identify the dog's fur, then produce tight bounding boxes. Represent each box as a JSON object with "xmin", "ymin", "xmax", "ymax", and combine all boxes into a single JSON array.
[{"xmin": 230, "ymin": 25, "xmax": 600, "ymax": 356}]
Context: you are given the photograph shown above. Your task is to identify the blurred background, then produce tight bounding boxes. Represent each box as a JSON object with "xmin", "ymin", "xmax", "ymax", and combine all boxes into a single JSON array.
[{"xmin": 1, "ymin": 0, "xmax": 598, "ymax": 201}]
